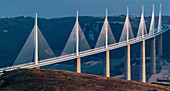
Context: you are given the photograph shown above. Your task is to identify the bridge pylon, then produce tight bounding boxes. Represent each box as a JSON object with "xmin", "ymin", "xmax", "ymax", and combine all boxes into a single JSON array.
[
  {"xmin": 34, "ymin": 13, "xmax": 39, "ymax": 69},
  {"xmin": 61, "ymin": 11, "xmax": 90, "ymax": 73},
  {"xmin": 126, "ymin": 7, "xmax": 131, "ymax": 80},
  {"xmin": 119, "ymin": 7, "xmax": 134, "ymax": 80},
  {"xmin": 76, "ymin": 11, "xmax": 81, "ymax": 73},
  {"xmin": 158, "ymin": 4, "xmax": 163, "ymax": 57},
  {"xmin": 105, "ymin": 9, "xmax": 110, "ymax": 77},
  {"xmin": 150, "ymin": 5, "xmax": 156, "ymax": 74},
  {"xmin": 149, "ymin": 5, "xmax": 155, "ymax": 35},
  {"xmin": 139, "ymin": 6, "xmax": 146, "ymax": 82}
]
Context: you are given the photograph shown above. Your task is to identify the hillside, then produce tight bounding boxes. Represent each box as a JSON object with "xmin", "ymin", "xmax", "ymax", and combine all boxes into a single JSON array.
[{"xmin": 0, "ymin": 69, "xmax": 170, "ymax": 91}]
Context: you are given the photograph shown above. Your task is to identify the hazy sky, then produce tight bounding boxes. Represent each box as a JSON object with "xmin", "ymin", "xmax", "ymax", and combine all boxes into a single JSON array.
[{"xmin": 0, "ymin": 0, "xmax": 169, "ymax": 18}]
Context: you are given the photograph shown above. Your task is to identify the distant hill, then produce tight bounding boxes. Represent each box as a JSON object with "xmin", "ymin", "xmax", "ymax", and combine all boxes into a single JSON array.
[{"xmin": 0, "ymin": 69, "xmax": 170, "ymax": 91}]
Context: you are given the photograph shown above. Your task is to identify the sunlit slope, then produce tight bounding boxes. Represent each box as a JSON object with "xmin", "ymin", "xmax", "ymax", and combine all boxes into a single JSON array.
[{"xmin": 0, "ymin": 69, "xmax": 169, "ymax": 91}]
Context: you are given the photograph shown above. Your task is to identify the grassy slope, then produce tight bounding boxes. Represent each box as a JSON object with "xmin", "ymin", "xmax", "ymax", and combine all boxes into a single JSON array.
[{"xmin": 0, "ymin": 69, "xmax": 170, "ymax": 91}]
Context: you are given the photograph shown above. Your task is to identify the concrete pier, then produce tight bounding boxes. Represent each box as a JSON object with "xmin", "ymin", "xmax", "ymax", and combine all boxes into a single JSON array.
[
  {"xmin": 141, "ymin": 40, "xmax": 146, "ymax": 82},
  {"xmin": 151, "ymin": 37, "xmax": 156, "ymax": 74},
  {"xmin": 127, "ymin": 44, "xmax": 131, "ymax": 80},
  {"xmin": 106, "ymin": 50, "xmax": 110, "ymax": 77},
  {"xmin": 77, "ymin": 57, "xmax": 81, "ymax": 73},
  {"xmin": 158, "ymin": 34, "xmax": 163, "ymax": 57}
]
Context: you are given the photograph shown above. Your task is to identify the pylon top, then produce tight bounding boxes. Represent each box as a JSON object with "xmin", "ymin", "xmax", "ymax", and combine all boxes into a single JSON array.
[
  {"xmin": 127, "ymin": 7, "xmax": 129, "ymax": 16},
  {"xmin": 106, "ymin": 8, "xmax": 108, "ymax": 18},
  {"xmin": 76, "ymin": 11, "xmax": 78, "ymax": 21}
]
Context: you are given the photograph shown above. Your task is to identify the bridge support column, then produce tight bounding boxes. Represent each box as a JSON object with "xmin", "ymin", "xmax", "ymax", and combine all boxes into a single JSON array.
[
  {"xmin": 77, "ymin": 57, "xmax": 81, "ymax": 73},
  {"xmin": 127, "ymin": 44, "xmax": 131, "ymax": 80},
  {"xmin": 106, "ymin": 50, "xmax": 110, "ymax": 77},
  {"xmin": 158, "ymin": 34, "xmax": 163, "ymax": 57},
  {"xmin": 141, "ymin": 40, "xmax": 146, "ymax": 82},
  {"xmin": 151, "ymin": 37, "xmax": 156, "ymax": 74}
]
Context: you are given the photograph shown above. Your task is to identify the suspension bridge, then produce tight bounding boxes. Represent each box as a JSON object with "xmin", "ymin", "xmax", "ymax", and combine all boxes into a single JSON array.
[{"xmin": 0, "ymin": 4, "xmax": 170, "ymax": 83}]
